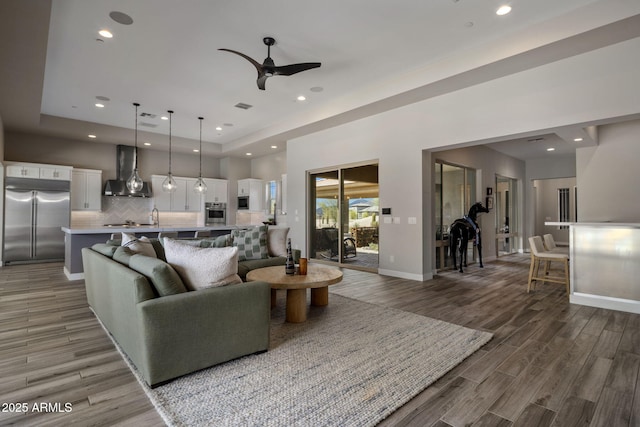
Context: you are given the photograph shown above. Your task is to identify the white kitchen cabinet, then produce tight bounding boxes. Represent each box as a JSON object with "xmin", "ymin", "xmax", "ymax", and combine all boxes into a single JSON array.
[
  {"xmin": 238, "ymin": 178, "xmax": 264, "ymax": 211},
  {"xmin": 203, "ymin": 178, "xmax": 228, "ymax": 204},
  {"xmin": 5, "ymin": 162, "xmax": 72, "ymax": 180},
  {"xmin": 71, "ymin": 169, "xmax": 102, "ymax": 211},
  {"xmin": 151, "ymin": 175, "xmax": 203, "ymax": 212},
  {"xmin": 40, "ymin": 167, "xmax": 72, "ymax": 180}
]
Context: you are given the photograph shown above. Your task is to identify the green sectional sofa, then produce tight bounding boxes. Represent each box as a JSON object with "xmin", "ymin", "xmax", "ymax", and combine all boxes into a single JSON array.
[{"xmin": 82, "ymin": 244, "xmax": 271, "ymax": 387}]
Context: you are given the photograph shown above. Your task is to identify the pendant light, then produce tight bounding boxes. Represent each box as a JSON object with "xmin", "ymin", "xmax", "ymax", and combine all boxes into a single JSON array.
[
  {"xmin": 193, "ymin": 116, "xmax": 208, "ymax": 194},
  {"xmin": 126, "ymin": 102, "xmax": 144, "ymax": 192},
  {"xmin": 162, "ymin": 110, "xmax": 177, "ymax": 192}
]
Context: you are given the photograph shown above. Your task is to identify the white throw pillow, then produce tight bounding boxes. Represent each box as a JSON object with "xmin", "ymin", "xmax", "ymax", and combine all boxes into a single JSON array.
[
  {"xmin": 121, "ymin": 232, "xmax": 157, "ymax": 258},
  {"xmin": 267, "ymin": 227, "xmax": 289, "ymax": 257},
  {"xmin": 163, "ymin": 238, "xmax": 242, "ymax": 290}
]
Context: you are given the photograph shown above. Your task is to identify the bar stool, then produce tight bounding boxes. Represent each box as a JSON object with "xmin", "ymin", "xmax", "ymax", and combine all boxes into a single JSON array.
[
  {"xmin": 194, "ymin": 230, "xmax": 211, "ymax": 238},
  {"xmin": 527, "ymin": 236, "xmax": 570, "ymax": 295},
  {"xmin": 543, "ymin": 234, "xmax": 569, "ymax": 255}
]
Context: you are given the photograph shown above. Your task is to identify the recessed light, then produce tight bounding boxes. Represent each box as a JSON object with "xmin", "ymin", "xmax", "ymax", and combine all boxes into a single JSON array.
[
  {"xmin": 98, "ymin": 29, "xmax": 113, "ymax": 38},
  {"xmin": 88, "ymin": 134, "xmax": 97, "ymax": 139},
  {"xmin": 297, "ymin": 95, "xmax": 306, "ymax": 101},
  {"xmin": 574, "ymin": 137, "xmax": 583, "ymax": 142},
  {"xmin": 160, "ymin": 116, "xmax": 168, "ymax": 120},
  {"xmin": 143, "ymin": 142, "xmax": 151, "ymax": 146},
  {"xmin": 246, "ymin": 153, "xmax": 252, "ymax": 156},
  {"xmin": 547, "ymin": 148, "xmax": 556, "ymax": 152},
  {"xmin": 193, "ymin": 149, "xmax": 199, "ymax": 153},
  {"xmin": 95, "ymin": 103, "xmax": 105, "ymax": 108},
  {"xmin": 496, "ymin": 5, "xmax": 512, "ymax": 15},
  {"xmin": 216, "ymin": 126, "xmax": 222, "ymax": 131},
  {"xmin": 271, "ymin": 145, "xmax": 278, "ymax": 149}
]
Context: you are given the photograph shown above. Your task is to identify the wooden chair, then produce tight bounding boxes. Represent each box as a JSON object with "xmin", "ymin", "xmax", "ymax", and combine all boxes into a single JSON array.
[
  {"xmin": 194, "ymin": 230, "xmax": 211, "ymax": 238},
  {"xmin": 527, "ymin": 236, "xmax": 570, "ymax": 295}
]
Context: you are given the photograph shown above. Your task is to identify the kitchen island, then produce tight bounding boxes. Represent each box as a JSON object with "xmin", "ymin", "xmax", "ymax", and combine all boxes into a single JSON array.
[
  {"xmin": 62, "ymin": 225, "xmax": 241, "ymax": 280},
  {"xmin": 545, "ymin": 222, "xmax": 640, "ymax": 314}
]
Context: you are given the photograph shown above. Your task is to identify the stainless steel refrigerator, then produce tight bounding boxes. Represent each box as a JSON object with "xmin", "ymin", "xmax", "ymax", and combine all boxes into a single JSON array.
[{"xmin": 3, "ymin": 177, "xmax": 70, "ymax": 264}]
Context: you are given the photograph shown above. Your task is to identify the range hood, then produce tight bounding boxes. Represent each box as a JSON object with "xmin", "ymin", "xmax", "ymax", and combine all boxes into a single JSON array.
[{"xmin": 104, "ymin": 145, "xmax": 152, "ymax": 197}]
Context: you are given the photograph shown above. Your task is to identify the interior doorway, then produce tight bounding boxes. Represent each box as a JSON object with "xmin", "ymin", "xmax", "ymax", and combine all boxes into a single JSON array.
[
  {"xmin": 434, "ymin": 161, "xmax": 477, "ymax": 270},
  {"xmin": 308, "ymin": 163, "xmax": 379, "ymax": 271},
  {"xmin": 495, "ymin": 175, "xmax": 519, "ymax": 256}
]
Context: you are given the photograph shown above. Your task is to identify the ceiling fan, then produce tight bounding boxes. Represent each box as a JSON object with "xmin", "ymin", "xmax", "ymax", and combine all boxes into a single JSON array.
[{"xmin": 219, "ymin": 37, "xmax": 321, "ymax": 90}]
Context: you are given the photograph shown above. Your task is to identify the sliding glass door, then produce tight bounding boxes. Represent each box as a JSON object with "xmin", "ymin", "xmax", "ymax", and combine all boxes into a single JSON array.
[{"xmin": 309, "ymin": 164, "xmax": 379, "ymax": 270}]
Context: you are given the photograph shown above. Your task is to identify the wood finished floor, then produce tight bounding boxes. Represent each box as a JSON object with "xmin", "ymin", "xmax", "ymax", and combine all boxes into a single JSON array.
[{"xmin": 1, "ymin": 256, "xmax": 639, "ymax": 426}]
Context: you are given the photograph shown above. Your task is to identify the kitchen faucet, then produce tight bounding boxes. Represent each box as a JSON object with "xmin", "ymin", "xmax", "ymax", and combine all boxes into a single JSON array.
[{"xmin": 151, "ymin": 207, "xmax": 159, "ymax": 227}]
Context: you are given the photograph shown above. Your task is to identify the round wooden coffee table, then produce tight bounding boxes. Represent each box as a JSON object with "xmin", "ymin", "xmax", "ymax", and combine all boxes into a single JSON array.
[{"xmin": 246, "ymin": 264, "xmax": 343, "ymax": 323}]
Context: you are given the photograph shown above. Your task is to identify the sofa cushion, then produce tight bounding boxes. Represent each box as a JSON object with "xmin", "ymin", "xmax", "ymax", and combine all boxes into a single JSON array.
[
  {"xmin": 232, "ymin": 226, "xmax": 268, "ymax": 261},
  {"xmin": 163, "ymin": 238, "xmax": 243, "ymax": 290},
  {"xmin": 113, "ymin": 246, "xmax": 135, "ymax": 265},
  {"xmin": 122, "ymin": 232, "xmax": 157, "ymax": 258},
  {"xmin": 92, "ymin": 243, "xmax": 118, "ymax": 258},
  {"xmin": 128, "ymin": 254, "xmax": 187, "ymax": 296},
  {"xmin": 200, "ymin": 234, "xmax": 232, "ymax": 248},
  {"xmin": 267, "ymin": 227, "xmax": 289, "ymax": 257}
]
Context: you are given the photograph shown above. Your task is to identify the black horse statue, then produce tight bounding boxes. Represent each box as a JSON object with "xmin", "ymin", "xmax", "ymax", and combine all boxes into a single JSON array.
[{"xmin": 448, "ymin": 202, "xmax": 489, "ymax": 273}]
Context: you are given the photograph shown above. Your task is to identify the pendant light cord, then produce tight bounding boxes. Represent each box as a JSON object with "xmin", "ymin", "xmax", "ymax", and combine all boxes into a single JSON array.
[
  {"xmin": 133, "ymin": 102, "xmax": 140, "ymax": 169},
  {"xmin": 198, "ymin": 117, "xmax": 204, "ymax": 177},
  {"xmin": 167, "ymin": 110, "xmax": 174, "ymax": 174}
]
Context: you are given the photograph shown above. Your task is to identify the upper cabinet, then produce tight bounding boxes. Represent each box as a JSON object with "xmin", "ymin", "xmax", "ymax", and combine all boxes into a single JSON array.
[
  {"xmin": 71, "ymin": 169, "xmax": 102, "ymax": 211},
  {"xmin": 203, "ymin": 178, "xmax": 228, "ymax": 204},
  {"xmin": 238, "ymin": 178, "xmax": 264, "ymax": 211},
  {"xmin": 151, "ymin": 175, "xmax": 203, "ymax": 212},
  {"xmin": 6, "ymin": 162, "xmax": 72, "ymax": 181}
]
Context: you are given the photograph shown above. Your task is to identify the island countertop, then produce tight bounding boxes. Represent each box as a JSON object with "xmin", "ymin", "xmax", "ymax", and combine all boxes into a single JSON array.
[{"xmin": 62, "ymin": 225, "xmax": 241, "ymax": 234}]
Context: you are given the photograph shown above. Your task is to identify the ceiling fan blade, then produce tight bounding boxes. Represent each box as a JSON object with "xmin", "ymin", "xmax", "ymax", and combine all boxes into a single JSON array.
[
  {"xmin": 273, "ymin": 62, "xmax": 321, "ymax": 76},
  {"xmin": 257, "ymin": 74, "xmax": 268, "ymax": 90},
  {"xmin": 218, "ymin": 48, "xmax": 263, "ymax": 74}
]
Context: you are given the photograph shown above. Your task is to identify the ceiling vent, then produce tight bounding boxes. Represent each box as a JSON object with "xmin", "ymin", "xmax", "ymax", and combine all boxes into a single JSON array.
[
  {"xmin": 234, "ymin": 102, "xmax": 253, "ymax": 110},
  {"xmin": 140, "ymin": 112, "xmax": 157, "ymax": 118},
  {"xmin": 527, "ymin": 137, "xmax": 545, "ymax": 143}
]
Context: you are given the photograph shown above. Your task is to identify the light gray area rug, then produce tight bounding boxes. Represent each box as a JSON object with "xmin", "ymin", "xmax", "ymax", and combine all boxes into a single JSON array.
[{"xmin": 133, "ymin": 294, "xmax": 492, "ymax": 426}]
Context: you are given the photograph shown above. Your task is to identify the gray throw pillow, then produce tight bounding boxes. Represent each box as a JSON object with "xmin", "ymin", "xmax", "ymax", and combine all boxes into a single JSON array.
[
  {"xmin": 231, "ymin": 226, "xmax": 268, "ymax": 261},
  {"xmin": 128, "ymin": 254, "xmax": 187, "ymax": 296}
]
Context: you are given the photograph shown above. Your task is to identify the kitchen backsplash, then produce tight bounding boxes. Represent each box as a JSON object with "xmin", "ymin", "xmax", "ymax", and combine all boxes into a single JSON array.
[{"xmin": 71, "ymin": 197, "xmax": 201, "ymax": 228}]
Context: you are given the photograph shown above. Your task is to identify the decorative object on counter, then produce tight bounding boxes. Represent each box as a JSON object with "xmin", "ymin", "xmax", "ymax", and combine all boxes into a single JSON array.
[
  {"xmin": 126, "ymin": 102, "xmax": 144, "ymax": 193},
  {"xmin": 285, "ymin": 238, "xmax": 295, "ymax": 275},
  {"xmin": 162, "ymin": 110, "xmax": 177, "ymax": 192},
  {"xmin": 193, "ymin": 116, "xmax": 208, "ymax": 194},
  {"xmin": 298, "ymin": 257, "xmax": 307, "ymax": 275}
]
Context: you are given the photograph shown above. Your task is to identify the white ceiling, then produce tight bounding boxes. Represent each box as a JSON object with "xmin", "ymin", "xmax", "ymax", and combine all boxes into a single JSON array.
[{"xmin": 2, "ymin": 0, "xmax": 640, "ymax": 159}]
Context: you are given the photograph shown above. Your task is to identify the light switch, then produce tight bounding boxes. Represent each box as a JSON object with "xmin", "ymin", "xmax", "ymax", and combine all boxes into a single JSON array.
[{"xmin": 408, "ymin": 217, "xmax": 417, "ymax": 224}]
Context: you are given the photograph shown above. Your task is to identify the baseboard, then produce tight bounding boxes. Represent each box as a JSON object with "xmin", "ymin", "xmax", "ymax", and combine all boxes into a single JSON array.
[
  {"xmin": 64, "ymin": 267, "xmax": 84, "ymax": 281},
  {"xmin": 377, "ymin": 268, "xmax": 432, "ymax": 282},
  {"xmin": 571, "ymin": 292, "xmax": 640, "ymax": 314}
]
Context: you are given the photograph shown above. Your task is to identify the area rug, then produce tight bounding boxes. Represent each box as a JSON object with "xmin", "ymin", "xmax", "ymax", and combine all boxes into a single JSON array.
[{"xmin": 131, "ymin": 294, "xmax": 492, "ymax": 426}]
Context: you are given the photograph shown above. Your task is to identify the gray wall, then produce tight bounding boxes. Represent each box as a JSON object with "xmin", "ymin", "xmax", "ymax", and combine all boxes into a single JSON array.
[
  {"xmin": 577, "ymin": 119, "xmax": 640, "ymax": 222},
  {"xmin": 288, "ymin": 36, "xmax": 640, "ymax": 281},
  {"xmin": 4, "ymin": 131, "xmax": 223, "ymax": 181}
]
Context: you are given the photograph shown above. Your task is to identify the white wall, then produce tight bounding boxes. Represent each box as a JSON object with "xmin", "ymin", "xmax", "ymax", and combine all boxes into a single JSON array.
[
  {"xmin": 288, "ymin": 36, "xmax": 640, "ymax": 280},
  {"xmin": 577, "ymin": 119, "xmax": 640, "ymax": 222}
]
